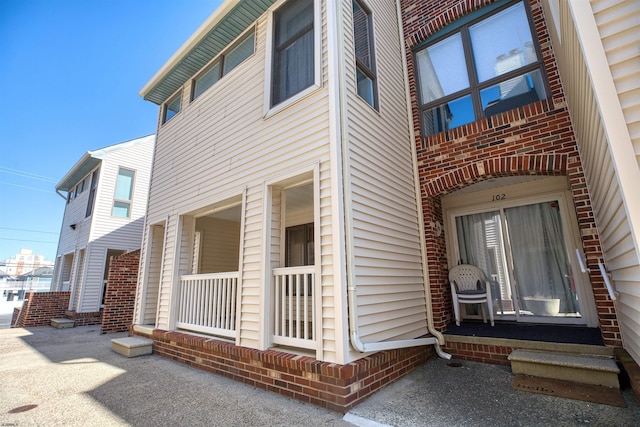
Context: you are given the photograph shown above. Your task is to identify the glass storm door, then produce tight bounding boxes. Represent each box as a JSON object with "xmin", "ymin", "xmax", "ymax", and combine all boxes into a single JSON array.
[{"xmin": 454, "ymin": 200, "xmax": 583, "ymax": 323}]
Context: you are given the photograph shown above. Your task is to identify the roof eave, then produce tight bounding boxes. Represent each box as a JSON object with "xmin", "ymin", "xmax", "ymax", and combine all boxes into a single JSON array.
[
  {"xmin": 139, "ymin": 0, "xmax": 241, "ymax": 101},
  {"xmin": 55, "ymin": 152, "xmax": 100, "ymax": 192}
]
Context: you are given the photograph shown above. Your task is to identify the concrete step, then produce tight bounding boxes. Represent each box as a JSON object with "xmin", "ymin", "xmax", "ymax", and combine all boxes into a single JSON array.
[
  {"xmin": 51, "ymin": 318, "xmax": 75, "ymax": 329},
  {"xmin": 508, "ymin": 349, "xmax": 620, "ymax": 388},
  {"xmin": 111, "ymin": 337, "xmax": 153, "ymax": 358}
]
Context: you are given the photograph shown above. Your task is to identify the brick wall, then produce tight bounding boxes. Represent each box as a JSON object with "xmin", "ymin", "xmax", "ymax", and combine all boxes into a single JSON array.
[
  {"xmin": 65, "ymin": 310, "xmax": 102, "ymax": 326},
  {"xmin": 12, "ymin": 292, "xmax": 70, "ymax": 328},
  {"xmin": 100, "ymin": 250, "xmax": 140, "ymax": 334},
  {"xmin": 132, "ymin": 327, "xmax": 434, "ymax": 413},
  {"xmin": 443, "ymin": 340, "xmax": 515, "ymax": 365},
  {"xmin": 400, "ymin": 0, "xmax": 621, "ymax": 346}
]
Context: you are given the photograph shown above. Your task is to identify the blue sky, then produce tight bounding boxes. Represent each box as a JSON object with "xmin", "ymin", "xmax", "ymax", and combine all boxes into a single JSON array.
[{"xmin": 0, "ymin": 0, "xmax": 223, "ymax": 264}]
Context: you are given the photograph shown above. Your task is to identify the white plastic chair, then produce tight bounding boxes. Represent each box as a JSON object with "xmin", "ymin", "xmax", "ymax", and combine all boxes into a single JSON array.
[{"xmin": 449, "ymin": 264, "xmax": 495, "ymax": 327}]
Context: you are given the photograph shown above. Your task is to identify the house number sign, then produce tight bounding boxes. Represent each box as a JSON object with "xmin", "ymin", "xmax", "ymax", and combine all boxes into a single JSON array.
[{"xmin": 492, "ymin": 194, "xmax": 506, "ymax": 201}]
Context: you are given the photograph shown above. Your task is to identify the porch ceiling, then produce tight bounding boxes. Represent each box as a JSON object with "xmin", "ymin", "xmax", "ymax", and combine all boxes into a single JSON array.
[{"xmin": 141, "ymin": 0, "xmax": 276, "ymax": 105}]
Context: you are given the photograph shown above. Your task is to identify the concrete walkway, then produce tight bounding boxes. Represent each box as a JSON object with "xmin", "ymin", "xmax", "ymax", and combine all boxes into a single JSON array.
[{"xmin": 1, "ymin": 325, "xmax": 638, "ymax": 426}]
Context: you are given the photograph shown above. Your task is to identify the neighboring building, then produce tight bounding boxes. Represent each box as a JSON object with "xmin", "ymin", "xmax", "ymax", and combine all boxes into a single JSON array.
[
  {"xmin": 130, "ymin": 0, "xmax": 639, "ymax": 410},
  {"xmin": 50, "ymin": 135, "xmax": 155, "ymax": 318},
  {"xmin": 400, "ymin": 0, "xmax": 639, "ymax": 365},
  {"xmin": 1, "ymin": 251, "xmax": 53, "ymax": 300},
  {"xmin": 3, "ymin": 249, "xmax": 53, "ymax": 276}
]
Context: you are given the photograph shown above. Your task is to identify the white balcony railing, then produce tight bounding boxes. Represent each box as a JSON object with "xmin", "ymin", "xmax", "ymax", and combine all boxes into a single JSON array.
[
  {"xmin": 177, "ymin": 272, "xmax": 238, "ymax": 338},
  {"xmin": 272, "ymin": 266, "xmax": 316, "ymax": 349}
]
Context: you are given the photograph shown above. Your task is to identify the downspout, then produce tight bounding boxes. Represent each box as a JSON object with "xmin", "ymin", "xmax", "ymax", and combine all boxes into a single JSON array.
[
  {"xmin": 338, "ymin": 0, "xmax": 449, "ymax": 359},
  {"xmin": 395, "ymin": 0, "xmax": 449, "ymax": 358}
]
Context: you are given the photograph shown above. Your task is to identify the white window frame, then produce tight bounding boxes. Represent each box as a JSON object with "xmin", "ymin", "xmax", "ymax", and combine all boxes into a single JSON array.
[
  {"xmin": 263, "ymin": 0, "xmax": 322, "ymax": 118},
  {"xmin": 111, "ymin": 167, "xmax": 136, "ymax": 218}
]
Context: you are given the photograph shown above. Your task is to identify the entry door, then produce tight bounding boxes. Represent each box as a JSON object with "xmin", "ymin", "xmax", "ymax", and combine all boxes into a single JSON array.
[{"xmin": 452, "ymin": 198, "xmax": 585, "ymax": 324}]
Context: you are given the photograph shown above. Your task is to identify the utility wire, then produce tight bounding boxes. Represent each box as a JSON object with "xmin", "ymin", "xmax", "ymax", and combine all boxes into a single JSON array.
[
  {"xmin": 0, "ymin": 167, "xmax": 58, "ymax": 183},
  {"xmin": 0, "ymin": 181, "xmax": 55, "ymax": 194},
  {"xmin": 0, "ymin": 227, "xmax": 58, "ymax": 235},
  {"xmin": 0, "ymin": 238, "xmax": 57, "ymax": 244}
]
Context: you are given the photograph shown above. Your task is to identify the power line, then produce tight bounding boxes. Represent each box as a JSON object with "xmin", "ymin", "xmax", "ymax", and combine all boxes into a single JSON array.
[
  {"xmin": 0, "ymin": 227, "xmax": 58, "ymax": 235},
  {"xmin": 0, "ymin": 166, "xmax": 58, "ymax": 183},
  {"xmin": 0, "ymin": 238, "xmax": 57, "ymax": 244},
  {"xmin": 0, "ymin": 181, "xmax": 55, "ymax": 194}
]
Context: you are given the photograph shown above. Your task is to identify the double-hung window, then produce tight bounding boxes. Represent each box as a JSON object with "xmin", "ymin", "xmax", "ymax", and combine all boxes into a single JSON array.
[
  {"xmin": 414, "ymin": 1, "xmax": 548, "ymax": 136},
  {"xmin": 271, "ymin": 0, "xmax": 315, "ymax": 107},
  {"xmin": 112, "ymin": 168, "xmax": 135, "ymax": 218},
  {"xmin": 352, "ymin": 0, "xmax": 377, "ymax": 109},
  {"xmin": 163, "ymin": 92, "xmax": 181, "ymax": 123},
  {"xmin": 192, "ymin": 30, "xmax": 256, "ymax": 100}
]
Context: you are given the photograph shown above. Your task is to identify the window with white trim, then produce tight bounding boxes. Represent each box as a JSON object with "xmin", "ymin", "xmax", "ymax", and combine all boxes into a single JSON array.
[
  {"xmin": 112, "ymin": 168, "xmax": 135, "ymax": 218},
  {"xmin": 352, "ymin": 0, "xmax": 377, "ymax": 109},
  {"xmin": 414, "ymin": 1, "xmax": 548, "ymax": 136},
  {"xmin": 192, "ymin": 29, "xmax": 256, "ymax": 100},
  {"xmin": 271, "ymin": 0, "xmax": 315, "ymax": 107}
]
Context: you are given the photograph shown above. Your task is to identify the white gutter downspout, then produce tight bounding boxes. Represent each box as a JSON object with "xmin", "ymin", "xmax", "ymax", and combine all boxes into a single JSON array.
[{"xmin": 337, "ymin": 0, "xmax": 449, "ymax": 359}]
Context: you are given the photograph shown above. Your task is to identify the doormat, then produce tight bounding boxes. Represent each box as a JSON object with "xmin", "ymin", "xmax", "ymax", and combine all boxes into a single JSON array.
[{"xmin": 511, "ymin": 374, "xmax": 625, "ymax": 407}]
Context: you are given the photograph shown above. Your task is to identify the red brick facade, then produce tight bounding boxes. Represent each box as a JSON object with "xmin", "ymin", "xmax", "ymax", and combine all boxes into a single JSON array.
[
  {"xmin": 12, "ymin": 291, "xmax": 70, "ymax": 328},
  {"xmin": 400, "ymin": 0, "xmax": 621, "ymax": 346},
  {"xmin": 65, "ymin": 309, "xmax": 102, "ymax": 326},
  {"xmin": 100, "ymin": 250, "xmax": 140, "ymax": 334},
  {"xmin": 132, "ymin": 327, "xmax": 433, "ymax": 413}
]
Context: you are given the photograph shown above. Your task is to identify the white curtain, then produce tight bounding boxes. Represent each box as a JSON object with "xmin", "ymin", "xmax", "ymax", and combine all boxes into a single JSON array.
[
  {"xmin": 456, "ymin": 202, "xmax": 578, "ymax": 317},
  {"xmin": 504, "ymin": 202, "xmax": 578, "ymax": 314}
]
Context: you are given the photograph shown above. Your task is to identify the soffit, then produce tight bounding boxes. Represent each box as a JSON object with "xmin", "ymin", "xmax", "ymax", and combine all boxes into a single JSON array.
[
  {"xmin": 56, "ymin": 156, "xmax": 101, "ymax": 192},
  {"xmin": 143, "ymin": 0, "xmax": 276, "ymax": 105}
]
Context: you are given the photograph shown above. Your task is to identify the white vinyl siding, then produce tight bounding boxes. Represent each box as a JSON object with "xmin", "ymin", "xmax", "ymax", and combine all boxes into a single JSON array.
[
  {"xmin": 343, "ymin": 0, "xmax": 428, "ymax": 346},
  {"xmin": 144, "ymin": 7, "xmax": 334, "ymax": 355},
  {"xmin": 136, "ymin": 222, "xmax": 165, "ymax": 326},
  {"xmin": 54, "ymin": 135, "xmax": 154, "ymax": 313},
  {"xmin": 78, "ymin": 138, "xmax": 153, "ymax": 312},
  {"xmin": 196, "ymin": 218, "xmax": 241, "ymax": 273},
  {"xmin": 544, "ymin": 0, "xmax": 640, "ymax": 363}
]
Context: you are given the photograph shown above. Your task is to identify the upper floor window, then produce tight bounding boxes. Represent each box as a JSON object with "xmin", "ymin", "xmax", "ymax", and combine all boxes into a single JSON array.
[
  {"xmin": 271, "ymin": 0, "xmax": 315, "ymax": 107},
  {"xmin": 112, "ymin": 168, "xmax": 135, "ymax": 218},
  {"xmin": 85, "ymin": 168, "xmax": 100, "ymax": 218},
  {"xmin": 163, "ymin": 92, "xmax": 181, "ymax": 123},
  {"xmin": 192, "ymin": 29, "xmax": 256, "ymax": 100},
  {"xmin": 414, "ymin": 1, "xmax": 547, "ymax": 136},
  {"xmin": 352, "ymin": 0, "xmax": 377, "ymax": 109}
]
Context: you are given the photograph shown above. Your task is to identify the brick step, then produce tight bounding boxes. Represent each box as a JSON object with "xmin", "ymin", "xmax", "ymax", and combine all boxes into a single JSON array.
[
  {"xmin": 51, "ymin": 318, "xmax": 75, "ymax": 329},
  {"xmin": 111, "ymin": 337, "xmax": 153, "ymax": 358},
  {"xmin": 508, "ymin": 349, "xmax": 620, "ymax": 388}
]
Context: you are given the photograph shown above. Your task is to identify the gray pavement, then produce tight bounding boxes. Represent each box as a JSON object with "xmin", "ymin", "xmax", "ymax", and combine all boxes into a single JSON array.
[{"xmin": 1, "ymin": 325, "xmax": 638, "ymax": 427}]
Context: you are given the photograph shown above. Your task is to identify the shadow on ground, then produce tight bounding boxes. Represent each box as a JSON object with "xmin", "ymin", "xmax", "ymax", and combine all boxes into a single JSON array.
[{"xmin": 2, "ymin": 325, "xmax": 639, "ymax": 427}]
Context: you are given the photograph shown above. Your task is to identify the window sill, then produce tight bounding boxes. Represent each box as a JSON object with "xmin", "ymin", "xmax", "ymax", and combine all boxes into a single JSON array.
[{"xmin": 263, "ymin": 84, "xmax": 322, "ymax": 120}]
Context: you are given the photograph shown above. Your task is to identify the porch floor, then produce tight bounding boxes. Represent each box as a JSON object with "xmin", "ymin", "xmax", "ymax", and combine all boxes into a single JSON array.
[{"xmin": 443, "ymin": 321, "xmax": 605, "ymax": 346}]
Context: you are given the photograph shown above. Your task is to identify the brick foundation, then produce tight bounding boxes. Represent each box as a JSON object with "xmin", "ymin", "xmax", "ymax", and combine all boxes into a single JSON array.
[
  {"xmin": 132, "ymin": 327, "xmax": 434, "ymax": 413},
  {"xmin": 443, "ymin": 340, "xmax": 513, "ymax": 366},
  {"xmin": 100, "ymin": 250, "xmax": 140, "ymax": 334},
  {"xmin": 65, "ymin": 310, "xmax": 102, "ymax": 326},
  {"xmin": 12, "ymin": 292, "xmax": 70, "ymax": 328}
]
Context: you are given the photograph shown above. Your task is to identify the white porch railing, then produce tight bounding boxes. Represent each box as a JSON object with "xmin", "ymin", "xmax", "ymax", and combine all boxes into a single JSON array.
[
  {"xmin": 272, "ymin": 266, "xmax": 316, "ymax": 350},
  {"xmin": 177, "ymin": 272, "xmax": 238, "ymax": 338}
]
